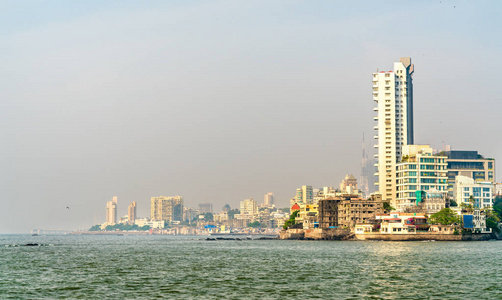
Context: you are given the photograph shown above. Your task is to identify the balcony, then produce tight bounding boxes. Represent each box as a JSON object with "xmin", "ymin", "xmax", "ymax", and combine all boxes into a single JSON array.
[
  {"xmin": 373, "ymin": 116, "xmax": 378, "ymax": 121},
  {"xmin": 373, "ymin": 107, "xmax": 378, "ymax": 112},
  {"xmin": 373, "ymin": 125, "xmax": 378, "ymax": 130},
  {"xmin": 374, "ymin": 172, "xmax": 380, "ymax": 176},
  {"xmin": 373, "ymin": 96, "xmax": 378, "ymax": 103},
  {"xmin": 374, "ymin": 135, "xmax": 379, "ymax": 139},
  {"xmin": 374, "ymin": 154, "xmax": 379, "ymax": 158},
  {"xmin": 374, "ymin": 144, "xmax": 379, "ymax": 148},
  {"xmin": 374, "ymin": 182, "xmax": 379, "ymax": 186},
  {"xmin": 374, "ymin": 163, "xmax": 379, "ymax": 167}
]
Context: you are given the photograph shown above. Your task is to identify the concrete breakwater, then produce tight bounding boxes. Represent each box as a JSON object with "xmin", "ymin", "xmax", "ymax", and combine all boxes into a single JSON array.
[
  {"xmin": 280, "ymin": 228, "xmax": 496, "ymax": 241},
  {"xmin": 280, "ymin": 228, "xmax": 352, "ymax": 240}
]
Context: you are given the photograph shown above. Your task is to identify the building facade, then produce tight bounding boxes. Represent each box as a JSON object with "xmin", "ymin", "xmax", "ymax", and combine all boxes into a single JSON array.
[
  {"xmin": 150, "ymin": 196, "xmax": 184, "ymax": 223},
  {"xmin": 373, "ymin": 57, "xmax": 414, "ymax": 206},
  {"xmin": 264, "ymin": 192, "xmax": 275, "ymax": 207},
  {"xmin": 445, "ymin": 150, "xmax": 495, "ymax": 198},
  {"xmin": 105, "ymin": 196, "xmax": 118, "ymax": 225},
  {"xmin": 396, "ymin": 145, "xmax": 448, "ymax": 210},
  {"xmin": 454, "ymin": 176, "xmax": 494, "ymax": 209},
  {"xmin": 240, "ymin": 198, "xmax": 258, "ymax": 215},
  {"xmin": 128, "ymin": 201, "xmax": 136, "ymax": 224}
]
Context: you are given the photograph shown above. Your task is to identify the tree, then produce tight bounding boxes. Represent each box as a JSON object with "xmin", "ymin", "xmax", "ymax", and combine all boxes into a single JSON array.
[
  {"xmin": 449, "ymin": 199, "xmax": 458, "ymax": 207},
  {"xmin": 248, "ymin": 221, "xmax": 262, "ymax": 228},
  {"xmin": 469, "ymin": 195, "xmax": 476, "ymax": 209},
  {"xmin": 204, "ymin": 212, "xmax": 214, "ymax": 222},
  {"xmin": 428, "ymin": 208, "xmax": 460, "ymax": 225},
  {"xmin": 486, "ymin": 210, "xmax": 501, "ymax": 233},
  {"xmin": 493, "ymin": 196, "xmax": 502, "ymax": 221},
  {"xmin": 89, "ymin": 225, "xmax": 101, "ymax": 231},
  {"xmin": 283, "ymin": 210, "xmax": 300, "ymax": 230},
  {"xmin": 222, "ymin": 204, "xmax": 231, "ymax": 212},
  {"xmin": 227, "ymin": 209, "xmax": 240, "ymax": 219},
  {"xmin": 383, "ymin": 202, "xmax": 394, "ymax": 212}
]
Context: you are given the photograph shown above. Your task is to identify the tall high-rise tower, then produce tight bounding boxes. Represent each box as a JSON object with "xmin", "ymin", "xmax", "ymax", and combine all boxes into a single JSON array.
[
  {"xmin": 106, "ymin": 196, "xmax": 118, "ymax": 225},
  {"xmin": 373, "ymin": 57, "xmax": 414, "ymax": 206},
  {"xmin": 128, "ymin": 201, "xmax": 137, "ymax": 224}
]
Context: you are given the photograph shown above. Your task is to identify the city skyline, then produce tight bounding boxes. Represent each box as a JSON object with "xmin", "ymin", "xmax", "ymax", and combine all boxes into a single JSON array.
[{"xmin": 2, "ymin": 1, "xmax": 502, "ymax": 233}]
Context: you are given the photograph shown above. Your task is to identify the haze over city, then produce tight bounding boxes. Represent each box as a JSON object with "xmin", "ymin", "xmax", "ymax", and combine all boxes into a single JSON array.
[{"xmin": 1, "ymin": 0, "xmax": 501, "ymax": 233}]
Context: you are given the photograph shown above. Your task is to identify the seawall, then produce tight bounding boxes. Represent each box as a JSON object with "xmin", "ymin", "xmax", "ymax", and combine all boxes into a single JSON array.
[
  {"xmin": 280, "ymin": 228, "xmax": 352, "ymax": 240},
  {"xmin": 356, "ymin": 233, "xmax": 493, "ymax": 241}
]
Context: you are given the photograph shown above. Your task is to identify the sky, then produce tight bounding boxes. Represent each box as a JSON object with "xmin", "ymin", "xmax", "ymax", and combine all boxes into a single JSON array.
[{"xmin": 1, "ymin": 0, "xmax": 501, "ymax": 233}]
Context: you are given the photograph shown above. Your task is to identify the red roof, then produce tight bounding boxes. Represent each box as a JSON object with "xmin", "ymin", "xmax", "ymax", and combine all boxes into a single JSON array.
[{"xmin": 291, "ymin": 203, "xmax": 300, "ymax": 210}]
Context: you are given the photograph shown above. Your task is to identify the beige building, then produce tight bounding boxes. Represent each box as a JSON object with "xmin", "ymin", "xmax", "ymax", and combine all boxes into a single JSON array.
[
  {"xmin": 105, "ymin": 196, "xmax": 118, "ymax": 225},
  {"xmin": 263, "ymin": 192, "xmax": 275, "ymax": 207},
  {"xmin": 128, "ymin": 202, "xmax": 137, "ymax": 224},
  {"xmin": 318, "ymin": 194, "xmax": 383, "ymax": 229},
  {"xmin": 150, "ymin": 196, "xmax": 184, "ymax": 223},
  {"xmin": 373, "ymin": 57, "xmax": 415, "ymax": 205},
  {"xmin": 240, "ymin": 198, "xmax": 258, "ymax": 215}
]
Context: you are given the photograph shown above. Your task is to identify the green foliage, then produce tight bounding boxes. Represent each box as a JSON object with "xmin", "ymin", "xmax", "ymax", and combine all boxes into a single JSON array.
[
  {"xmin": 89, "ymin": 225, "xmax": 101, "ymax": 231},
  {"xmin": 227, "ymin": 209, "xmax": 240, "ymax": 219},
  {"xmin": 222, "ymin": 204, "xmax": 231, "ymax": 212},
  {"xmin": 96, "ymin": 223, "xmax": 150, "ymax": 231},
  {"xmin": 469, "ymin": 195, "xmax": 476, "ymax": 208},
  {"xmin": 486, "ymin": 210, "xmax": 501, "ymax": 233},
  {"xmin": 383, "ymin": 202, "xmax": 395, "ymax": 212},
  {"xmin": 283, "ymin": 210, "xmax": 300, "ymax": 230},
  {"xmin": 247, "ymin": 221, "xmax": 262, "ymax": 228},
  {"xmin": 460, "ymin": 202, "xmax": 473, "ymax": 213},
  {"xmin": 493, "ymin": 196, "xmax": 502, "ymax": 221},
  {"xmin": 428, "ymin": 208, "xmax": 460, "ymax": 225},
  {"xmin": 449, "ymin": 199, "xmax": 458, "ymax": 207},
  {"xmin": 204, "ymin": 213, "xmax": 214, "ymax": 222}
]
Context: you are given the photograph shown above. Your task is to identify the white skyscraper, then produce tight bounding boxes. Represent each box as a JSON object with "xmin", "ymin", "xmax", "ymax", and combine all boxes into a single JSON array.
[
  {"xmin": 373, "ymin": 57, "xmax": 414, "ymax": 207},
  {"xmin": 106, "ymin": 196, "xmax": 118, "ymax": 225}
]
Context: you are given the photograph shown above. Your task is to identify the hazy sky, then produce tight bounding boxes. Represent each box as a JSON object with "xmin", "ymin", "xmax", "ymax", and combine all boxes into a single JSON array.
[{"xmin": 1, "ymin": 0, "xmax": 501, "ymax": 233}]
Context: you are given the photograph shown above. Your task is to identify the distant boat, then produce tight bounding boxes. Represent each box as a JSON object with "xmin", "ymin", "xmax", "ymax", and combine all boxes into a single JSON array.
[{"xmin": 32, "ymin": 234, "xmax": 38, "ymax": 236}]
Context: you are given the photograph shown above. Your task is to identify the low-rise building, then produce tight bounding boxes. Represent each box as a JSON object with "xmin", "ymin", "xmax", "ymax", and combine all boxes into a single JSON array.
[
  {"xmin": 318, "ymin": 194, "xmax": 382, "ymax": 229},
  {"xmin": 454, "ymin": 175, "xmax": 494, "ymax": 209},
  {"xmin": 135, "ymin": 218, "xmax": 165, "ymax": 229},
  {"xmin": 295, "ymin": 204, "xmax": 318, "ymax": 229},
  {"xmin": 462, "ymin": 210, "xmax": 491, "ymax": 233}
]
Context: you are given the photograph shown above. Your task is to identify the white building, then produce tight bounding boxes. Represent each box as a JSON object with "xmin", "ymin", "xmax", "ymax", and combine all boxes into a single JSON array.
[
  {"xmin": 396, "ymin": 145, "xmax": 448, "ymax": 210},
  {"xmin": 240, "ymin": 198, "xmax": 258, "ymax": 215},
  {"xmin": 494, "ymin": 183, "xmax": 502, "ymax": 197},
  {"xmin": 105, "ymin": 196, "xmax": 118, "ymax": 225},
  {"xmin": 454, "ymin": 176, "xmax": 494, "ymax": 209},
  {"xmin": 135, "ymin": 218, "xmax": 164, "ymax": 229},
  {"xmin": 373, "ymin": 57, "xmax": 414, "ymax": 207}
]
